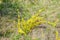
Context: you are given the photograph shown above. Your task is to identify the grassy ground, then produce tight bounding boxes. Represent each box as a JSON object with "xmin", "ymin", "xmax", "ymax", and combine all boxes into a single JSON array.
[{"xmin": 0, "ymin": 0, "xmax": 60, "ymax": 40}]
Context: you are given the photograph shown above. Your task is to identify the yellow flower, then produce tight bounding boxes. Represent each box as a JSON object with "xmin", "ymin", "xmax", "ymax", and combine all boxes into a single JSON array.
[
  {"xmin": 56, "ymin": 31, "xmax": 58, "ymax": 38},
  {"xmin": 39, "ymin": 8, "xmax": 45, "ymax": 12},
  {"xmin": 55, "ymin": 30, "xmax": 60, "ymax": 40},
  {"xmin": 32, "ymin": 8, "xmax": 45, "ymax": 18},
  {"xmin": 17, "ymin": 18, "xmax": 26, "ymax": 35},
  {"xmin": 48, "ymin": 19, "xmax": 59, "ymax": 27},
  {"xmin": 18, "ymin": 28, "xmax": 26, "ymax": 34},
  {"xmin": 48, "ymin": 21, "xmax": 56, "ymax": 27},
  {"xmin": 17, "ymin": 12, "xmax": 26, "ymax": 34}
]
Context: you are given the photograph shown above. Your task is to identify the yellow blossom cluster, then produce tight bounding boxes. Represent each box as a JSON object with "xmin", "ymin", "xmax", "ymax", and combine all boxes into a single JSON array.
[
  {"xmin": 17, "ymin": 8, "xmax": 59, "ymax": 36},
  {"xmin": 56, "ymin": 31, "xmax": 60, "ymax": 40}
]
